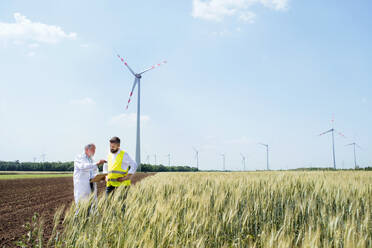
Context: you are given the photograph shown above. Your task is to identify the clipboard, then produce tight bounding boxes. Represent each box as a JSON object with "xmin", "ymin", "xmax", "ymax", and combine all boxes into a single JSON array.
[{"xmin": 90, "ymin": 173, "xmax": 108, "ymax": 183}]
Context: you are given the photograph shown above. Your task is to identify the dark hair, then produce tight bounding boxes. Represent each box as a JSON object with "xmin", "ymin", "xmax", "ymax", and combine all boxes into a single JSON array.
[{"xmin": 109, "ymin": 136, "xmax": 121, "ymax": 144}]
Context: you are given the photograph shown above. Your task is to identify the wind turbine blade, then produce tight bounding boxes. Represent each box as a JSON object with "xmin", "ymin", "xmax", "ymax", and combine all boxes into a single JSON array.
[
  {"xmin": 345, "ymin": 143, "xmax": 354, "ymax": 146},
  {"xmin": 139, "ymin": 60, "xmax": 167, "ymax": 75},
  {"xmin": 318, "ymin": 129, "xmax": 333, "ymax": 136},
  {"xmin": 356, "ymin": 143, "xmax": 363, "ymax": 149},
  {"xmin": 258, "ymin": 143, "xmax": 268, "ymax": 147},
  {"xmin": 125, "ymin": 78, "xmax": 138, "ymax": 110},
  {"xmin": 116, "ymin": 54, "xmax": 136, "ymax": 76},
  {"xmin": 335, "ymin": 130, "xmax": 347, "ymax": 139}
]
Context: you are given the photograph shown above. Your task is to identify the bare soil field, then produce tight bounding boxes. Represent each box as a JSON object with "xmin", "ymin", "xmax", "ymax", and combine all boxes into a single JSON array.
[{"xmin": 0, "ymin": 172, "xmax": 155, "ymax": 247}]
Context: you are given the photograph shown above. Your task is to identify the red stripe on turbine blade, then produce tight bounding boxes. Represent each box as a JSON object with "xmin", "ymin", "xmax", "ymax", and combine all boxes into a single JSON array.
[{"xmin": 130, "ymin": 92, "xmax": 133, "ymax": 96}]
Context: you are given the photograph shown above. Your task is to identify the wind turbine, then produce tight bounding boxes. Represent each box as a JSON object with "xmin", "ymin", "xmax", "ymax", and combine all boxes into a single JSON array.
[
  {"xmin": 166, "ymin": 153, "xmax": 171, "ymax": 167},
  {"xmin": 240, "ymin": 153, "xmax": 246, "ymax": 171},
  {"xmin": 258, "ymin": 143, "xmax": 269, "ymax": 170},
  {"xmin": 154, "ymin": 154, "xmax": 157, "ymax": 165},
  {"xmin": 221, "ymin": 154, "xmax": 226, "ymax": 171},
  {"xmin": 318, "ymin": 117, "xmax": 346, "ymax": 169},
  {"xmin": 193, "ymin": 147, "xmax": 199, "ymax": 170},
  {"xmin": 116, "ymin": 53, "xmax": 167, "ymax": 171},
  {"xmin": 146, "ymin": 155, "xmax": 150, "ymax": 164},
  {"xmin": 345, "ymin": 142, "xmax": 361, "ymax": 169},
  {"xmin": 40, "ymin": 154, "xmax": 46, "ymax": 163}
]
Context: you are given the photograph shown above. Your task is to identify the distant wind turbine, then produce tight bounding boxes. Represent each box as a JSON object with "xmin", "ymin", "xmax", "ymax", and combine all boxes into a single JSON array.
[
  {"xmin": 166, "ymin": 153, "xmax": 171, "ymax": 167},
  {"xmin": 345, "ymin": 142, "xmax": 362, "ymax": 169},
  {"xmin": 116, "ymin": 52, "xmax": 167, "ymax": 171},
  {"xmin": 221, "ymin": 154, "xmax": 226, "ymax": 171},
  {"xmin": 318, "ymin": 117, "xmax": 346, "ymax": 169},
  {"xmin": 40, "ymin": 154, "xmax": 46, "ymax": 163},
  {"xmin": 193, "ymin": 147, "xmax": 199, "ymax": 170},
  {"xmin": 154, "ymin": 154, "xmax": 157, "ymax": 165},
  {"xmin": 240, "ymin": 153, "xmax": 246, "ymax": 171},
  {"xmin": 258, "ymin": 143, "xmax": 269, "ymax": 170}
]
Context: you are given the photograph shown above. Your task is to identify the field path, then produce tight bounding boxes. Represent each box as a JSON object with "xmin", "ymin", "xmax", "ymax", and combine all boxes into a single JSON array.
[{"xmin": 0, "ymin": 173, "xmax": 155, "ymax": 247}]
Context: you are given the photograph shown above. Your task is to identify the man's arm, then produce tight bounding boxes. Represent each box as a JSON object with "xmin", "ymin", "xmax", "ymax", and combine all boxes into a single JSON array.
[
  {"xmin": 117, "ymin": 153, "xmax": 137, "ymax": 182},
  {"xmin": 74, "ymin": 155, "xmax": 106, "ymax": 172}
]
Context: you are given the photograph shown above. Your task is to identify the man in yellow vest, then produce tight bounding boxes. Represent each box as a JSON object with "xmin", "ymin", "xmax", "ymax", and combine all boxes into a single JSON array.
[{"xmin": 104, "ymin": 136, "xmax": 138, "ymax": 195}]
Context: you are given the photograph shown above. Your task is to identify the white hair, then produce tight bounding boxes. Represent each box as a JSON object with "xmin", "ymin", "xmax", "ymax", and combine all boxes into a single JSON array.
[{"xmin": 84, "ymin": 143, "xmax": 95, "ymax": 150}]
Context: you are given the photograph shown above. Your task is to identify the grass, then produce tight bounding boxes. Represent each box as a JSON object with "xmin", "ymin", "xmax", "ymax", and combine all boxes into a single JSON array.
[
  {"xmin": 0, "ymin": 172, "xmax": 72, "ymax": 180},
  {"xmin": 48, "ymin": 171, "xmax": 371, "ymax": 248}
]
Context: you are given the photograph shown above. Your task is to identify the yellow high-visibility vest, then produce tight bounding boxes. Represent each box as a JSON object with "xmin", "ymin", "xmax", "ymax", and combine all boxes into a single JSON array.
[{"xmin": 107, "ymin": 150, "xmax": 131, "ymax": 187}]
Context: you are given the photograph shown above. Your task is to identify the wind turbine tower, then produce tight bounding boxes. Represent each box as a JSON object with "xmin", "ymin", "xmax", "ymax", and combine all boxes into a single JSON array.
[
  {"xmin": 193, "ymin": 147, "xmax": 199, "ymax": 170},
  {"xmin": 240, "ymin": 153, "xmax": 246, "ymax": 171},
  {"xmin": 259, "ymin": 143, "xmax": 269, "ymax": 170},
  {"xmin": 40, "ymin": 154, "xmax": 46, "ymax": 163},
  {"xmin": 167, "ymin": 153, "xmax": 171, "ymax": 167},
  {"xmin": 221, "ymin": 154, "xmax": 226, "ymax": 171},
  {"xmin": 154, "ymin": 154, "xmax": 157, "ymax": 165},
  {"xmin": 345, "ymin": 142, "xmax": 361, "ymax": 169},
  {"xmin": 318, "ymin": 117, "xmax": 346, "ymax": 169}
]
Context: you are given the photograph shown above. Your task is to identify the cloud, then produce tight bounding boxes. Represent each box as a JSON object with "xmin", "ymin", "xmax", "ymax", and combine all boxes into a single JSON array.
[
  {"xmin": 239, "ymin": 11, "xmax": 256, "ymax": 23},
  {"xmin": 192, "ymin": 0, "xmax": 289, "ymax": 22},
  {"xmin": 108, "ymin": 113, "xmax": 150, "ymax": 128},
  {"xmin": 0, "ymin": 13, "xmax": 77, "ymax": 44},
  {"xmin": 69, "ymin": 97, "xmax": 95, "ymax": 105}
]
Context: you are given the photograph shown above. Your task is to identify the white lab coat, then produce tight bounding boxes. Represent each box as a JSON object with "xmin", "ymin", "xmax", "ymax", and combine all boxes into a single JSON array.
[{"xmin": 73, "ymin": 153, "xmax": 98, "ymax": 204}]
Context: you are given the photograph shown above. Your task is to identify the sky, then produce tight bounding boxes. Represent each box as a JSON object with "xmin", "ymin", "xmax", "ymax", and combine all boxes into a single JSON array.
[{"xmin": 0, "ymin": 0, "xmax": 371, "ymax": 170}]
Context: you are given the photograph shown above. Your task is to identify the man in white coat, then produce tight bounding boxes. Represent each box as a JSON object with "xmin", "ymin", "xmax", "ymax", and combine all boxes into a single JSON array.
[{"xmin": 73, "ymin": 143, "xmax": 106, "ymax": 204}]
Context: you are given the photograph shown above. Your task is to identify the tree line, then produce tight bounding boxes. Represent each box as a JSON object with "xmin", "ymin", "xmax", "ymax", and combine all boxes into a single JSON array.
[{"xmin": 0, "ymin": 161, "xmax": 198, "ymax": 172}]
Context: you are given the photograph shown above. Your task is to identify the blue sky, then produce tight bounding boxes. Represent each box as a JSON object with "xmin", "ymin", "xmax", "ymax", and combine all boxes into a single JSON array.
[{"xmin": 0, "ymin": 0, "xmax": 371, "ymax": 170}]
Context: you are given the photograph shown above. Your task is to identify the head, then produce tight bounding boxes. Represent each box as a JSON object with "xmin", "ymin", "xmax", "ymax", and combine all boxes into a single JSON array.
[
  {"xmin": 109, "ymin": 137, "xmax": 121, "ymax": 153},
  {"xmin": 85, "ymin": 143, "xmax": 96, "ymax": 158}
]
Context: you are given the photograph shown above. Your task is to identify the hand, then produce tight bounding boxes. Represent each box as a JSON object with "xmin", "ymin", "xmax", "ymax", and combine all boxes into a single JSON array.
[
  {"xmin": 96, "ymin": 159, "xmax": 106, "ymax": 166},
  {"xmin": 117, "ymin": 174, "xmax": 132, "ymax": 182},
  {"xmin": 117, "ymin": 177, "xmax": 126, "ymax": 182}
]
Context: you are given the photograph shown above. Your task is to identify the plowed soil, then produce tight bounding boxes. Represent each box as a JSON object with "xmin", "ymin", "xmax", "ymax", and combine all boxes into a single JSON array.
[{"xmin": 0, "ymin": 172, "xmax": 155, "ymax": 247}]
